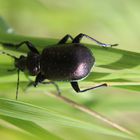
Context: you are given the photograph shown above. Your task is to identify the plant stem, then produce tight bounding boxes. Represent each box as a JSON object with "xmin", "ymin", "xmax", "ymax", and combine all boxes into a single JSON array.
[{"xmin": 46, "ymin": 92, "xmax": 134, "ymax": 136}]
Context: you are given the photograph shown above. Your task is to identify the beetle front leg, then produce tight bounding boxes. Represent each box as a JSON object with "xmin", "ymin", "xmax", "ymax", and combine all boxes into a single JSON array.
[
  {"xmin": 72, "ymin": 33, "xmax": 118, "ymax": 47},
  {"xmin": 34, "ymin": 72, "xmax": 46, "ymax": 87},
  {"xmin": 1, "ymin": 41, "xmax": 39, "ymax": 54},
  {"xmin": 70, "ymin": 81, "xmax": 107, "ymax": 93},
  {"xmin": 58, "ymin": 34, "xmax": 74, "ymax": 44}
]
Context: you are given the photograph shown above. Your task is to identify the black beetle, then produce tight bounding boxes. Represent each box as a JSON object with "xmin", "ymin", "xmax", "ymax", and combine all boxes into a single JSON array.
[{"xmin": 0, "ymin": 33, "xmax": 118, "ymax": 99}]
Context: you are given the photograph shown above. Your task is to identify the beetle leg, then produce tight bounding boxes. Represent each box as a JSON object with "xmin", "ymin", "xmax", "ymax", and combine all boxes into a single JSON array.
[
  {"xmin": 24, "ymin": 80, "xmax": 35, "ymax": 93},
  {"xmin": 42, "ymin": 81, "xmax": 61, "ymax": 95},
  {"xmin": 0, "ymin": 50, "xmax": 18, "ymax": 59},
  {"xmin": 72, "ymin": 33, "xmax": 118, "ymax": 47},
  {"xmin": 70, "ymin": 81, "xmax": 107, "ymax": 93},
  {"xmin": 58, "ymin": 34, "xmax": 73, "ymax": 44},
  {"xmin": 34, "ymin": 73, "xmax": 61, "ymax": 95},
  {"xmin": 34, "ymin": 73, "xmax": 46, "ymax": 87},
  {"xmin": 1, "ymin": 41, "xmax": 39, "ymax": 54}
]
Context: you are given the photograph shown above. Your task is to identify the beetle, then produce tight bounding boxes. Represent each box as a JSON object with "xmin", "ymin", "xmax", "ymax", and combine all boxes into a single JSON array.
[{"xmin": 0, "ymin": 33, "xmax": 118, "ymax": 99}]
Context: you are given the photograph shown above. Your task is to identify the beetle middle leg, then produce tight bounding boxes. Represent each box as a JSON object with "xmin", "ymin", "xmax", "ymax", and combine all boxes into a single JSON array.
[
  {"xmin": 72, "ymin": 33, "xmax": 118, "ymax": 47},
  {"xmin": 41, "ymin": 81, "xmax": 61, "ymax": 95},
  {"xmin": 34, "ymin": 73, "xmax": 61, "ymax": 95},
  {"xmin": 70, "ymin": 81, "xmax": 107, "ymax": 93},
  {"xmin": 58, "ymin": 34, "xmax": 73, "ymax": 44}
]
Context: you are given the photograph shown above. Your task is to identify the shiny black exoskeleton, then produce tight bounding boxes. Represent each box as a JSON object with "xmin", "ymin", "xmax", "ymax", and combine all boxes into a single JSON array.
[
  {"xmin": 40, "ymin": 43, "xmax": 94, "ymax": 81},
  {"xmin": 0, "ymin": 33, "xmax": 118, "ymax": 99}
]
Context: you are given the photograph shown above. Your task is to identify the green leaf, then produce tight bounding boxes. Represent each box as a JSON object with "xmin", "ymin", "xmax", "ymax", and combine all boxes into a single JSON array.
[
  {"xmin": 0, "ymin": 115, "xmax": 62, "ymax": 140},
  {"xmin": 0, "ymin": 98, "xmax": 135, "ymax": 139}
]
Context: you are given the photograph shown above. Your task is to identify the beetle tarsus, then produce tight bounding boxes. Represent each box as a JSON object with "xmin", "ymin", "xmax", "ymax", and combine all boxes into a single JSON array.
[{"xmin": 110, "ymin": 43, "xmax": 119, "ymax": 47}]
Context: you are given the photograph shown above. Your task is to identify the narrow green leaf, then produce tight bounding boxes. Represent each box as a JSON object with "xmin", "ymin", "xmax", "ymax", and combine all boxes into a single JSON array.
[
  {"xmin": 0, "ymin": 98, "xmax": 135, "ymax": 139},
  {"xmin": 0, "ymin": 115, "xmax": 62, "ymax": 140}
]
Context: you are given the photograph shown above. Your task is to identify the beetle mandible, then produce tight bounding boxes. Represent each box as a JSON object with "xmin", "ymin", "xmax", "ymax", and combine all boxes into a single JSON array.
[{"xmin": 0, "ymin": 33, "xmax": 118, "ymax": 99}]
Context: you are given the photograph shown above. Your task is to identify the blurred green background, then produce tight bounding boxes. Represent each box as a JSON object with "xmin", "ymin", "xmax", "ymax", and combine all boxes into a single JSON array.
[
  {"xmin": 0, "ymin": 0, "xmax": 140, "ymax": 140},
  {"xmin": 0, "ymin": 0, "xmax": 140, "ymax": 52}
]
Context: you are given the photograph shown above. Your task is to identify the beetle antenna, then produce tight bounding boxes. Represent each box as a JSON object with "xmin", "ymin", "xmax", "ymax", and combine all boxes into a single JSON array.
[
  {"xmin": 0, "ymin": 50, "xmax": 18, "ymax": 60},
  {"xmin": 16, "ymin": 69, "xmax": 20, "ymax": 100}
]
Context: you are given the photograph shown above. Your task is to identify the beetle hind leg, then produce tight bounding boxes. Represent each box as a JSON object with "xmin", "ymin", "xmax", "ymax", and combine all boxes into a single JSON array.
[
  {"xmin": 72, "ymin": 33, "xmax": 118, "ymax": 47},
  {"xmin": 70, "ymin": 81, "xmax": 107, "ymax": 93},
  {"xmin": 58, "ymin": 34, "xmax": 73, "ymax": 44}
]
